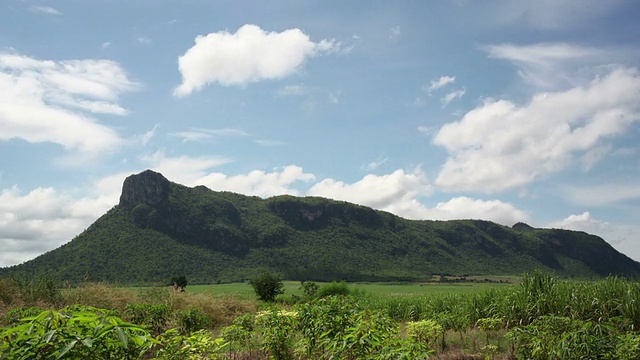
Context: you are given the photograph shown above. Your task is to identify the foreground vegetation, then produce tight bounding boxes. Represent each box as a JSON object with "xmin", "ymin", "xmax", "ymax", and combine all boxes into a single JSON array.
[{"xmin": 2, "ymin": 273, "xmax": 640, "ymax": 359}]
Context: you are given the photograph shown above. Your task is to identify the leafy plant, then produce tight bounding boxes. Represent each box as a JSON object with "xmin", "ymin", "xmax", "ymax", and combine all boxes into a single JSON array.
[
  {"xmin": 250, "ymin": 270, "xmax": 284, "ymax": 302},
  {"xmin": 123, "ymin": 303, "xmax": 171, "ymax": 334},
  {"xmin": 0, "ymin": 306, "xmax": 156, "ymax": 359},
  {"xmin": 406, "ymin": 319, "xmax": 443, "ymax": 350},
  {"xmin": 152, "ymin": 328, "xmax": 227, "ymax": 360},
  {"xmin": 176, "ymin": 308, "xmax": 210, "ymax": 334}
]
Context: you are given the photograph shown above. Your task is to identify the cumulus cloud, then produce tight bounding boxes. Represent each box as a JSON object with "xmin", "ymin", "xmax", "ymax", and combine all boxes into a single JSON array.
[
  {"xmin": 140, "ymin": 150, "xmax": 232, "ymax": 186},
  {"xmin": 308, "ymin": 169, "xmax": 432, "ymax": 211},
  {"xmin": 433, "ymin": 67, "xmax": 640, "ymax": 193},
  {"xmin": 0, "ymin": 52, "xmax": 138, "ymax": 154},
  {"xmin": 174, "ymin": 24, "xmax": 339, "ymax": 96},
  {"xmin": 199, "ymin": 166, "xmax": 316, "ymax": 197},
  {"xmin": 307, "ymin": 170, "xmax": 527, "ymax": 225},
  {"xmin": 427, "ymin": 197, "xmax": 528, "ymax": 225},
  {"xmin": 0, "ymin": 186, "xmax": 113, "ymax": 267}
]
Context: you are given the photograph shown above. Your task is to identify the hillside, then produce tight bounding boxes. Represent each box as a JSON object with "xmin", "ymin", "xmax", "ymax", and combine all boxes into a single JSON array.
[{"xmin": 1, "ymin": 170, "xmax": 639, "ymax": 285}]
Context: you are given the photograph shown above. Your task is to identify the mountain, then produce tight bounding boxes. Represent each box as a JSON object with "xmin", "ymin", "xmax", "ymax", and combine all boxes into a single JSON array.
[{"xmin": 1, "ymin": 170, "xmax": 639, "ymax": 285}]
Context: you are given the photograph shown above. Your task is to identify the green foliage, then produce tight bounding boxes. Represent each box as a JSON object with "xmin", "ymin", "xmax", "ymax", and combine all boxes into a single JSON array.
[
  {"xmin": 254, "ymin": 308, "xmax": 297, "ymax": 360},
  {"xmin": 250, "ymin": 270, "xmax": 284, "ymax": 302},
  {"xmin": 123, "ymin": 303, "xmax": 171, "ymax": 334},
  {"xmin": 169, "ymin": 276, "xmax": 187, "ymax": 291},
  {"xmin": 299, "ymin": 281, "xmax": 318, "ymax": 298},
  {"xmin": 0, "ymin": 306, "xmax": 156, "ymax": 359},
  {"xmin": 315, "ymin": 280, "xmax": 351, "ymax": 298},
  {"xmin": 176, "ymin": 308, "xmax": 210, "ymax": 335},
  {"xmin": 3, "ymin": 306, "xmax": 45, "ymax": 326},
  {"xmin": 406, "ymin": 319, "xmax": 443, "ymax": 349},
  {"xmin": 152, "ymin": 328, "xmax": 226, "ymax": 360}
]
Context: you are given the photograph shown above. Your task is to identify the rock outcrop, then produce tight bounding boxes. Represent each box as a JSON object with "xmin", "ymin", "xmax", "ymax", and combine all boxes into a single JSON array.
[{"xmin": 119, "ymin": 170, "xmax": 170, "ymax": 209}]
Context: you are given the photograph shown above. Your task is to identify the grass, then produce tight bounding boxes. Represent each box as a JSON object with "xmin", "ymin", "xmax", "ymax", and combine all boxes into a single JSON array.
[{"xmin": 179, "ymin": 280, "xmax": 512, "ymax": 300}]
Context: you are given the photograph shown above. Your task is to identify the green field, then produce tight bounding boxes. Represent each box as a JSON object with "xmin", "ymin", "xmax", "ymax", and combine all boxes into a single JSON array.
[{"xmin": 181, "ymin": 280, "xmax": 514, "ymax": 300}]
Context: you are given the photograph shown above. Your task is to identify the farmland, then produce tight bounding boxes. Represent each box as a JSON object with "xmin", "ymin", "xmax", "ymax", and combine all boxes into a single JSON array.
[{"xmin": 2, "ymin": 273, "xmax": 640, "ymax": 359}]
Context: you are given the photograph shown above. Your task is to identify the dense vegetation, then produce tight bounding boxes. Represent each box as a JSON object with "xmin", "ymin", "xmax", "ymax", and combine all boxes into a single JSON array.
[
  {"xmin": 2, "ymin": 273, "xmax": 640, "ymax": 359},
  {"xmin": 1, "ymin": 169, "xmax": 638, "ymax": 285}
]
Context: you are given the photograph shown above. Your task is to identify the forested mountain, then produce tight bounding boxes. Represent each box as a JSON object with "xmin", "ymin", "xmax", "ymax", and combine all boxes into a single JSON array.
[{"xmin": 2, "ymin": 170, "xmax": 638, "ymax": 285}]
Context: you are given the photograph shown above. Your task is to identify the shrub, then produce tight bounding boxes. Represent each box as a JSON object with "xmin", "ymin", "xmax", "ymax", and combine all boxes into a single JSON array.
[
  {"xmin": 250, "ymin": 271, "xmax": 284, "ymax": 302},
  {"xmin": 170, "ymin": 275, "xmax": 188, "ymax": 292},
  {"xmin": 316, "ymin": 280, "xmax": 350, "ymax": 298},
  {"xmin": 123, "ymin": 303, "xmax": 171, "ymax": 334},
  {"xmin": 177, "ymin": 308, "xmax": 210, "ymax": 334}
]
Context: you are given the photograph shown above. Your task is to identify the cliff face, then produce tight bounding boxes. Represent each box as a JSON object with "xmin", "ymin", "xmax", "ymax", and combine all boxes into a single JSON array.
[{"xmin": 119, "ymin": 170, "xmax": 170, "ymax": 209}]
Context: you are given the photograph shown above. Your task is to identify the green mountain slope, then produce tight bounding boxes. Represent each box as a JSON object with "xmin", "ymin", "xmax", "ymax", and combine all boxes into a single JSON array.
[{"xmin": 2, "ymin": 170, "xmax": 639, "ymax": 285}]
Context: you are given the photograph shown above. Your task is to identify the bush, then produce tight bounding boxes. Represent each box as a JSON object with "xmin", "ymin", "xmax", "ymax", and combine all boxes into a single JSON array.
[
  {"xmin": 177, "ymin": 308, "xmax": 210, "ymax": 334},
  {"xmin": 251, "ymin": 271, "xmax": 284, "ymax": 302},
  {"xmin": 170, "ymin": 275, "xmax": 188, "ymax": 292},
  {"xmin": 316, "ymin": 280, "xmax": 350, "ymax": 298}
]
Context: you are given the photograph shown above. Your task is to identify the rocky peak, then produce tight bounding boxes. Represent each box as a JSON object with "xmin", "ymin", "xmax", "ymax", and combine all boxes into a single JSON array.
[
  {"xmin": 512, "ymin": 222, "xmax": 535, "ymax": 231},
  {"xmin": 119, "ymin": 169, "xmax": 170, "ymax": 209}
]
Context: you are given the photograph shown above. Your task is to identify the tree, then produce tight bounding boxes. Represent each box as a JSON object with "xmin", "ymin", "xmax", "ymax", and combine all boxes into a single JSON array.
[
  {"xmin": 170, "ymin": 275, "xmax": 188, "ymax": 292},
  {"xmin": 251, "ymin": 270, "xmax": 284, "ymax": 302}
]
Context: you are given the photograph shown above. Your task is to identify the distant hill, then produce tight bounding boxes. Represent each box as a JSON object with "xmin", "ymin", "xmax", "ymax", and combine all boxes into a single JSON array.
[{"xmin": 1, "ymin": 170, "xmax": 639, "ymax": 285}]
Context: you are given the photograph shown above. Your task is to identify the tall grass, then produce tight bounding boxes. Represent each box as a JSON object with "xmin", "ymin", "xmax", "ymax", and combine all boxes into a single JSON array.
[{"xmin": 359, "ymin": 272, "xmax": 640, "ymax": 329}]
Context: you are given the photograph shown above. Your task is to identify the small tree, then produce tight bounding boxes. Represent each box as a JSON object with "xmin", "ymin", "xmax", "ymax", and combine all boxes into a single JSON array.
[
  {"xmin": 170, "ymin": 275, "xmax": 188, "ymax": 292},
  {"xmin": 251, "ymin": 270, "xmax": 284, "ymax": 302}
]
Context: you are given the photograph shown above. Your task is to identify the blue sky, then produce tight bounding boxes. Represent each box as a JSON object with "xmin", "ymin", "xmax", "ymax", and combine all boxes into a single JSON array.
[{"xmin": 1, "ymin": 1, "xmax": 640, "ymax": 267}]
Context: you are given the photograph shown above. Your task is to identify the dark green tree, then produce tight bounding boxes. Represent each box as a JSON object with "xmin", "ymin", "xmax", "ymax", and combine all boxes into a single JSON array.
[
  {"xmin": 170, "ymin": 275, "xmax": 188, "ymax": 292},
  {"xmin": 251, "ymin": 270, "xmax": 284, "ymax": 302}
]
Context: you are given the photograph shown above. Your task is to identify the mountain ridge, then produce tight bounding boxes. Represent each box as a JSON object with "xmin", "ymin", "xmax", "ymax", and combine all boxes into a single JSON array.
[{"xmin": 1, "ymin": 169, "xmax": 638, "ymax": 285}]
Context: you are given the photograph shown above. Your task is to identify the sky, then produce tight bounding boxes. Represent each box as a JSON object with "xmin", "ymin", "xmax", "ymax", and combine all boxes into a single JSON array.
[{"xmin": 1, "ymin": 0, "xmax": 640, "ymax": 267}]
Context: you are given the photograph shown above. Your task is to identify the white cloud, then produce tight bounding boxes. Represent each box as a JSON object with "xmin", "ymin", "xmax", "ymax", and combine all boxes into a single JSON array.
[
  {"xmin": 140, "ymin": 150, "xmax": 232, "ymax": 186},
  {"xmin": 389, "ymin": 26, "xmax": 401, "ymax": 41},
  {"xmin": 28, "ymin": 6, "xmax": 62, "ymax": 15},
  {"xmin": 174, "ymin": 24, "xmax": 339, "ymax": 96},
  {"xmin": 428, "ymin": 75, "xmax": 455, "ymax": 91},
  {"xmin": 562, "ymin": 183, "xmax": 640, "ymax": 207},
  {"xmin": 362, "ymin": 157, "xmax": 389, "ymax": 171},
  {"xmin": 276, "ymin": 84, "xmax": 307, "ymax": 96},
  {"xmin": 549, "ymin": 212, "xmax": 640, "ymax": 261},
  {"xmin": 0, "ymin": 52, "xmax": 138, "ymax": 154},
  {"xmin": 137, "ymin": 35, "xmax": 152, "ymax": 45},
  {"xmin": 0, "ymin": 186, "xmax": 111, "ymax": 267},
  {"xmin": 308, "ymin": 169, "xmax": 432, "ymax": 213},
  {"xmin": 484, "ymin": 43, "xmax": 628, "ymax": 88},
  {"xmin": 140, "ymin": 124, "xmax": 158, "ymax": 146},
  {"xmin": 427, "ymin": 196, "xmax": 528, "ymax": 225},
  {"xmin": 433, "ymin": 67, "xmax": 640, "ymax": 193},
  {"xmin": 170, "ymin": 127, "xmax": 250, "ymax": 142},
  {"xmin": 199, "ymin": 166, "xmax": 316, "ymax": 197},
  {"xmin": 441, "ymin": 88, "xmax": 466, "ymax": 106}
]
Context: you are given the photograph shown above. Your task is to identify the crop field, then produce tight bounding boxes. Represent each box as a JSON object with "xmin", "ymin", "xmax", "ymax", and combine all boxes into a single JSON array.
[
  {"xmin": 2, "ymin": 273, "xmax": 640, "ymax": 359},
  {"xmin": 183, "ymin": 280, "xmax": 513, "ymax": 300}
]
